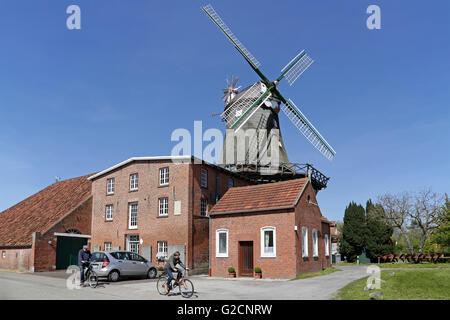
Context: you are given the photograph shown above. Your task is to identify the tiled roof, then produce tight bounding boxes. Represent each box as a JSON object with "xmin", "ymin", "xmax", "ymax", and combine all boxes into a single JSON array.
[
  {"xmin": 209, "ymin": 178, "xmax": 309, "ymax": 215},
  {"xmin": 0, "ymin": 175, "xmax": 92, "ymax": 246}
]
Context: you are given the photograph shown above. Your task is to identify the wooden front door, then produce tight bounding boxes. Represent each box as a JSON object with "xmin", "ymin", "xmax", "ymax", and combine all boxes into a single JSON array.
[{"xmin": 239, "ymin": 241, "xmax": 254, "ymax": 277}]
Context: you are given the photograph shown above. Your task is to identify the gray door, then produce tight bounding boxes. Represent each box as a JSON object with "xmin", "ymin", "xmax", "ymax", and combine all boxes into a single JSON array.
[{"xmin": 128, "ymin": 252, "xmax": 148, "ymax": 275}]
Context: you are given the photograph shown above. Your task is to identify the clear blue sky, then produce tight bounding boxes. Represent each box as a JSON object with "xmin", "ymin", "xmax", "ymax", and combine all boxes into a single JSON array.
[{"xmin": 0, "ymin": 0, "xmax": 449, "ymax": 222}]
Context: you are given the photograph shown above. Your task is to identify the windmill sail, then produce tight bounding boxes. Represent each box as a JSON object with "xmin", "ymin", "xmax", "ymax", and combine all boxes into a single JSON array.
[
  {"xmin": 278, "ymin": 50, "xmax": 314, "ymax": 86},
  {"xmin": 202, "ymin": 4, "xmax": 261, "ymax": 70},
  {"xmin": 281, "ymin": 98, "xmax": 336, "ymax": 160},
  {"xmin": 221, "ymin": 82, "xmax": 272, "ymax": 132}
]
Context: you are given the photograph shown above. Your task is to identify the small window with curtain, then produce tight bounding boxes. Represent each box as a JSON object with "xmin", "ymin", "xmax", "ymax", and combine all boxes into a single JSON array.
[
  {"xmin": 313, "ymin": 229, "xmax": 319, "ymax": 257},
  {"xmin": 302, "ymin": 227, "xmax": 309, "ymax": 257},
  {"xmin": 216, "ymin": 229, "xmax": 228, "ymax": 257},
  {"xmin": 107, "ymin": 178, "xmax": 115, "ymax": 195},
  {"xmin": 325, "ymin": 234, "xmax": 330, "ymax": 256},
  {"xmin": 261, "ymin": 227, "xmax": 276, "ymax": 257}
]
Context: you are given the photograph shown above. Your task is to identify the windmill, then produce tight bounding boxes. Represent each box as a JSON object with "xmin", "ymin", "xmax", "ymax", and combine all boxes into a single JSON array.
[{"xmin": 202, "ymin": 4, "xmax": 336, "ymax": 178}]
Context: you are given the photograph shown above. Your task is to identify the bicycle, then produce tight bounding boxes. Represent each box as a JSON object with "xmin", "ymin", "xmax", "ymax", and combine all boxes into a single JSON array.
[
  {"xmin": 156, "ymin": 269, "xmax": 194, "ymax": 298},
  {"xmin": 83, "ymin": 262, "xmax": 99, "ymax": 288}
]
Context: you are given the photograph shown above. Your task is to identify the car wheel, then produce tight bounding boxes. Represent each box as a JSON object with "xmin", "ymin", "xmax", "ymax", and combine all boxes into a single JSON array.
[
  {"xmin": 147, "ymin": 268, "xmax": 157, "ymax": 279},
  {"xmin": 108, "ymin": 270, "xmax": 120, "ymax": 282}
]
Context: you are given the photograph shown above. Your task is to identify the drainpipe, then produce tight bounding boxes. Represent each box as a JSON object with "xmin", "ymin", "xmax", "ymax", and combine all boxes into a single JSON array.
[{"xmin": 209, "ymin": 214, "xmax": 211, "ymax": 277}]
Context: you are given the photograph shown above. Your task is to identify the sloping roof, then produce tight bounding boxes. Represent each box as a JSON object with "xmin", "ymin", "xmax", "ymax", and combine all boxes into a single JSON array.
[
  {"xmin": 0, "ymin": 175, "xmax": 92, "ymax": 247},
  {"xmin": 209, "ymin": 178, "xmax": 309, "ymax": 215}
]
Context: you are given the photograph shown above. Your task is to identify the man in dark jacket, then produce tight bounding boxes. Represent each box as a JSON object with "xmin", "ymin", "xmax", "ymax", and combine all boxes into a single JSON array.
[
  {"xmin": 163, "ymin": 251, "xmax": 188, "ymax": 293},
  {"xmin": 78, "ymin": 245, "xmax": 91, "ymax": 286}
]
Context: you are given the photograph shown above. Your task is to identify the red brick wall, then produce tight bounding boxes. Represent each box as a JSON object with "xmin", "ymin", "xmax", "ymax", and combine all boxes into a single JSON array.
[
  {"xmin": 294, "ymin": 182, "xmax": 331, "ymax": 274},
  {"xmin": 0, "ymin": 247, "xmax": 32, "ymax": 271},
  {"xmin": 32, "ymin": 196, "xmax": 92, "ymax": 272},
  {"xmin": 90, "ymin": 159, "xmax": 250, "ymax": 271},
  {"xmin": 211, "ymin": 209, "xmax": 297, "ymax": 279},
  {"xmin": 210, "ymin": 180, "xmax": 331, "ymax": 279}
]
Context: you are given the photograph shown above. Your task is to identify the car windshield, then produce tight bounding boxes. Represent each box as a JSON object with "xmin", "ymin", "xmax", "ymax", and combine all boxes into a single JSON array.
[{"xmin": 91, "ymin": 252, "xmax": 106, "ymax": 262}]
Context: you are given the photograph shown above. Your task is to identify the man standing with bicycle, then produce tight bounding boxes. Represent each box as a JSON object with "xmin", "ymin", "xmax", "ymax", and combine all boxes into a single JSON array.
[
  {"xmin": 77, "ymin": 244, "xmax": 91, "ymax": 287},
  {"xmin": 163, "ymin": 251, "xmax": 188, "ymax": 293}
]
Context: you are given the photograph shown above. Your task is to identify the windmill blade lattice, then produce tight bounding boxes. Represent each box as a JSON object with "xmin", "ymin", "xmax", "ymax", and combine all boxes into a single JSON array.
[
  {"xmin": 281, "ymin": 98, "xmax": 336, "ymax": 160},
  {"xmin": 221, "ymin": 82, "xmax": 272, "ymax": 132},
  {"xmin": 279, "ymin": 50, "xmax": 314, "ymax": 86},
  {"xmin": 202, "ymin": 4, "xmax": 261, "ymax": 69}
]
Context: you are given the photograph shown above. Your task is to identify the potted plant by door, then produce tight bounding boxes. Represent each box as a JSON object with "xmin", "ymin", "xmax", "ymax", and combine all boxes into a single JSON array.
[
  {"xmin": 228, "ymin": 267, "xmax": 236, "ymax": 278},
  {"xmin": 254, "ymin": 267, "xmax": 262, "ymax": 279}
]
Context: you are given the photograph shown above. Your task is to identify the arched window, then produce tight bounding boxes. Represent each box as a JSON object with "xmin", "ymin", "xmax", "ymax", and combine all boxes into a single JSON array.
[
  {"xmin": 260, "ymin": 227, "xmax": 276, "ymax": 257},
  {"xmin": 312, "ymin": 229, "xmax": 319, "ymax": 257},
  {"xmin": 216, "ymin": 229, "xmax": 228, "ymax": 257},
  {"xmin": 65, "ymin": 229, "xmax": 81, "ymax": 234},
  {"xmin": 302, "ymin": 227, "xmax": 308, "ymax": 257}
]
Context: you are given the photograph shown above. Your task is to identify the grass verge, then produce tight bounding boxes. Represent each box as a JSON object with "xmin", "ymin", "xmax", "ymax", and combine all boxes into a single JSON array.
[
  {"xmin": 334, "ymin": 269, "xmax": 450, "ymax": 300},
  {"xmin": 293, "ymin": 268, "xmax": 342, "ymax": 280},
  {"xmin": 377, "ymin": 262, "xmax": 450, "ymax": 269}
]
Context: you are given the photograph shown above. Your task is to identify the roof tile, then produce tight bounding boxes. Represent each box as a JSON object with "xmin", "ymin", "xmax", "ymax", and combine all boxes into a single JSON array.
[
  {"xmin": 210, "ymin": 178, "xmax": 308, "ymax": 214},
  {"xmin": 0, "ymin": 175, "xmax": 92, "ymax": 246}
]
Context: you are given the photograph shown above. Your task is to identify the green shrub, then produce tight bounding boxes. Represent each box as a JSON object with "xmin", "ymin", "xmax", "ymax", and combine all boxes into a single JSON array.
[
  {"xmin": 254, "ymin": 266, "xmax": 262, "ymax": 273},
  {"xmin": 228, "ymin": 266, "xmax": 235, "ymax": 273}
]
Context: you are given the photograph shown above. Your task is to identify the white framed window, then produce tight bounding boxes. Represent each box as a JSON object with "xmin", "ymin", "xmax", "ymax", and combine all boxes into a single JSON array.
[
  {"xmin": 325, "ymin": 234, "xmax": 330, "ymax": 257},
  {"xmin": 159, "ymin": 167, "xmax": 169, "ymax": 186},
  {"xmin": 127, "ymin": 234, "xmax": 139, "ymax": 253},
  {"xmin": 313, "ymin": 229, "xmax": 319, "ymax": 257},
  {"xmin": 302, "ymin": 227, "xmax": 309, "ymax": 257},
  {"xmin": 200, "ymin": 198, "xmax": 208, "ymax": 216},
  {"xmin": 104, "ymin": 242, "xmax": 112, "ymax": 251},
  {"xmin": 228, "ymin": 178, "xmax": 234, "ymax": 188},
  {"xmin": 201, "ymin": 169, "xmax": 207, "ymax": 188},
  {"xmin": 130, "ymin": 173, "xmax": 139, "ymax": 191},
  {"xmin": 128, "ymin": 202, "xmax": 138, "ymax": 229},
  {"xmin": 105, "ymin": 205, "xmax": 113, "ymax": 221},
  {"xmin": 1, "ymin": 251, "xmax": 5, "ymax": 259},
  {"xmin": 216, "ymin": 229, "xmax": 228, "ymax": 257},
  {"xmin": 261, "ymin": 227, "xmax": 276, "ymax": 257},
  {"xmin": 107, "ymin": 178, "xmax": 115, "ymax": 195},
  {"xmin": 158, "ymin": 241, "xmax": 168, "ymax": 257},
  {"xmin": 158, "ymin": 197, "xmax": 169, "ymax": 216}
]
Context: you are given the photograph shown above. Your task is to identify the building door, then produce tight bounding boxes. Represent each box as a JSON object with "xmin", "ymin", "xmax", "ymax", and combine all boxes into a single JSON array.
[
  {"xmin": 126, "ymin": 234, "xmax": 140, "ymax": 253},
  {"xmin": 239, "ymin": 241, "xmax": 253, "ymax": 277},
  {"xmin": 55, "ymin": 236, "xmax": 87, "ymax": 269}
]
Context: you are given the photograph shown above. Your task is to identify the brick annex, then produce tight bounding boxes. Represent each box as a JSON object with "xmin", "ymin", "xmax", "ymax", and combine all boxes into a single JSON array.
[{"xmin": 0, "ymin": 155, "xmax": 332, "ymax": 278}]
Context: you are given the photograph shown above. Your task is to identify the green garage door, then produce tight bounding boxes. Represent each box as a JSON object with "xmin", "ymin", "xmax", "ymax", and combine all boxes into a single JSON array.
[{"xmin": 55, "ymin": 236, "xmax": 88, "ymax": 270}]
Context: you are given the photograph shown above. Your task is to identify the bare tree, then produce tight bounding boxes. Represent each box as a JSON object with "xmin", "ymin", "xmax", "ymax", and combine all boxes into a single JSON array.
[
  {"xmin": 375, "ymin": 189, "xmax": 446, "ymax": 254},
  {"xmin": 376, "ymin": 192, "xmax": 414, "ymax": 254},
  {"xmin": 410, "ymin": 189, "xmax": 446, "ymax": 254}
]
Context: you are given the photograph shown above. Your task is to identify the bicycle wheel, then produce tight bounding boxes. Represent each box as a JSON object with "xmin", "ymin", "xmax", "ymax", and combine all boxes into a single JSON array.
[
  {"xmin": 157, "ymin": 275, "xmax": 169, "ymax": 295},
  {"xmin": 178, "ymin": 278, "xmax": 194, "ymax": 298},
  {"xmin": 88, "ymin": 271, "xmax": 98, "ymax": 288}
]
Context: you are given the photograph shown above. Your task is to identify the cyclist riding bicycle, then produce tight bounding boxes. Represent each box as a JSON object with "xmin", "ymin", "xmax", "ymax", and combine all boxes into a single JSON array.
[
  {"xmin": 163, "ymin": 251, "xmax": 188, "ymax": 293},
  {"xmin": 77, "ymin": 245, "xmax": 92, "ymax": 287}
]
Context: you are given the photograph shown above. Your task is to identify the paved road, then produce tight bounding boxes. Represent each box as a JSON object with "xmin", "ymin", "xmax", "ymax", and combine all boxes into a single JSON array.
[{"xmin": 0, "ymin": 266, "xmax": 369, "ymax": 300}]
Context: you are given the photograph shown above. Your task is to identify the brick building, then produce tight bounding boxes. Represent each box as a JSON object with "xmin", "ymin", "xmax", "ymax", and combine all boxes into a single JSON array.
[
  {"xmin": 0, "ymin": 175, "xmax": 92, "ymax": 272},
  {"xmin": 88, "ymin": 156, "xmax": 250, "ymax": 273},
  {"xmin": 209, "ymin": 178, "xmax": 331, "ymax": 279}
]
